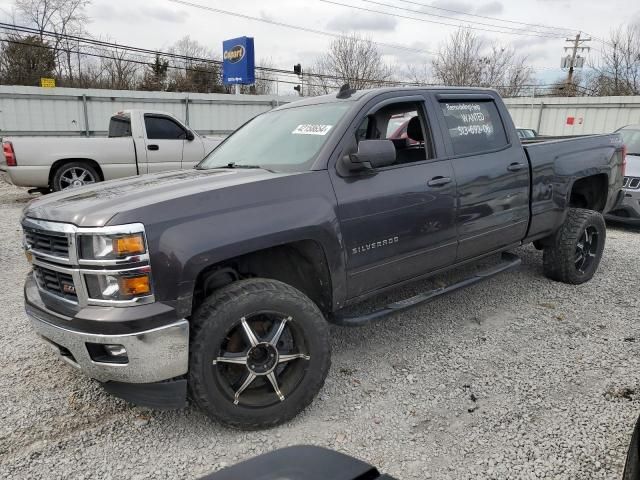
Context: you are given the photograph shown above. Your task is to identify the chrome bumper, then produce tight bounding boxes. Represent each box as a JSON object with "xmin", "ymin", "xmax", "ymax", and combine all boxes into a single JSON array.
[{"xmin": 27, "ymin": 310, "xmax": 189, "ymax": 383}]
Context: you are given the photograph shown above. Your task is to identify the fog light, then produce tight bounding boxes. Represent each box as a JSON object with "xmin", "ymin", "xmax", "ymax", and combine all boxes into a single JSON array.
[
  {"xmin": 86, "ymin": 343, "xmax": 129, "ymax": 364},
  {"xmin": 104, "ymin": 344, "xmax": 127, "ymax": 357}
]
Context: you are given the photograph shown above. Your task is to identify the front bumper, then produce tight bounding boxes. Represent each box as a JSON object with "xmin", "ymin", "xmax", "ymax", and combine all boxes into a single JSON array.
[
  {"xmin": 605, "ymin": 189, "xmax": 640, "ymax": 225},
  {"xmin": 25, "ymin": 275, "xmax": 189, "ymax": 384}
]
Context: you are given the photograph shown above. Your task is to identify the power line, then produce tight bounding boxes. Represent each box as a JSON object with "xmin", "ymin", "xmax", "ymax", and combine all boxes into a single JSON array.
[
  {"xmin": 0, "ymin": 23, "xmax": 423, "ymax": 86},
  {"xmin": 168, "ymin": 0, "xmax": 435, "ymax": 56},
  {"xmin": 392, "ymin": 0, "xmax": 612, "ymax": 48},
  {"xmin": 0, "ymin": 34, "xmax": 427, "ymax": 90},
  {"xmin": 318, "ymin": 0, "xmax": 569, "ymax": 39},
  {"xmin": 391, "ymin": 0, "xmax": 578, "ymax": 36},
  {"xmin": 0, "ymin": 23, "xmax": 581, "ymax": 95},
  {"xmin": 1, "ymin": 35, "xmax": 569, "ymax": 95},
  {"xmin": 0, "ymin": 36, "xmax": 341, "ymax": 90},
  {"xmin": 361, "ymin": 0, "xmax": 568, "ymax": 38}
]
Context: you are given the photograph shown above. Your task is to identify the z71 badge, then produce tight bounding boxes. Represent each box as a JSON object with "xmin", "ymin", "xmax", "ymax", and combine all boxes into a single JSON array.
[{"xmin": 352, "ymin": 236, "xmax": 399, "ymax": 255}]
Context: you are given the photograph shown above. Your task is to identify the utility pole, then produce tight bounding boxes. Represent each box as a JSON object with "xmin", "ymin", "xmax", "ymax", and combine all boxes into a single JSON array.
[{"xmin": 563, "ymin": 32, "xmax": 591, "ymax": 89}]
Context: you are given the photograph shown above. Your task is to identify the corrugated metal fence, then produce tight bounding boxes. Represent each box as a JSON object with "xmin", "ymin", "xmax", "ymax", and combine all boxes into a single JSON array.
[
  {"xmin": 1, "ymin": 85, "xmax": 639, "ymax": 138},
  {"xmin": 0, "ymin": 85, "xmax": 297, "ymax": 137},
  {"xmin": 503, "ymin": 96, "xmax": 640, "ymax": 136}
]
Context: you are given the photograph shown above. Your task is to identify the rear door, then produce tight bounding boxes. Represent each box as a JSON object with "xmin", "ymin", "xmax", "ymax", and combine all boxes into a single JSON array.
[
  {"xmin": 329, "ymin": 94, "xmax": 458, "ymax": 299},
  {"xmin": 434, "ymin": 94, "xmax": 530, "ymax": 260},
  {"xmin": 142, "ymin": 114, "xmax": 186, "ymax": 173}
]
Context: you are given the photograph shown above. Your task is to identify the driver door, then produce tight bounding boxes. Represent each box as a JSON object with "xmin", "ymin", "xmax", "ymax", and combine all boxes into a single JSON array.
[
  {"xmin": 329, "ymin": 96, "xmax": 458, "ymax": 299},
  {"xmin": 142, "ymin": 114, "xmax": 186, "ymax": 173}
]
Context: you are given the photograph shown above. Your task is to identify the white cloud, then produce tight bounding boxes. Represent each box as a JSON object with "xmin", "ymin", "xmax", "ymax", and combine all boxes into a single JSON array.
[
  {"xmin": 327, "ymin": 12, "xmax": 397, "ymax": 32},
  {"xmin": 476, "ymin": 1, "xmax": 504, "ymax": 16}
]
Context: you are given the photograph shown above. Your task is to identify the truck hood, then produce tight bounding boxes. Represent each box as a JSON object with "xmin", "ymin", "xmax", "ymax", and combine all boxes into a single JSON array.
[{"xmin": 24, "ymin": 168, "xmax": 294, "ymax": 227}]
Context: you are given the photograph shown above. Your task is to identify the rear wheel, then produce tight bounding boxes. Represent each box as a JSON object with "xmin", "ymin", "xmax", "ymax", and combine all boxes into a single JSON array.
[
  {"xmin": 542, "ymin": 208, "xmax": 606, "ymax": 284},
  {"xmin": 51, "ymin": 161, "xmax": 100, "ymax": 191},
  {"xmin": 189, "ymin": 278, "xmax": 331, "ymax": 429}
]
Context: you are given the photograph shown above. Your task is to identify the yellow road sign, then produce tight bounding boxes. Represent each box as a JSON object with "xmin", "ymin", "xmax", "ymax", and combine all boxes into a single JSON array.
[{"xmin": 40, "ymin": 77, "xmax": 56, "ymax": 88}]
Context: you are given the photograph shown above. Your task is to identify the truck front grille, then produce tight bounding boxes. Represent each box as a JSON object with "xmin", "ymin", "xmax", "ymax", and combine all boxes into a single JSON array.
[
  {"xmin": 623, "ymin": 177, "xmax": 640, "ymax": 189},
  {"xmin": 33, "ymin": 265, "xmax": 78, "ymax": 302},
  {"xmin": 24, "ymin": 228, "xmax": 70, "ymax": 260}
]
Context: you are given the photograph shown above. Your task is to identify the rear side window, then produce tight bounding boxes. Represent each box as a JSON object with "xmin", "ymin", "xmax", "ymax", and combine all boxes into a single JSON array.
[
  {"xmin": 144, "ymin": 115, "xmax": 187, "ymax": 140},
  {"xmin": 439, "ymin": 101, "xmax": 508, "ymax": 156},
  {"xmin": 108, "ymin": 115, "xmax": 131, "ymax": 138}
]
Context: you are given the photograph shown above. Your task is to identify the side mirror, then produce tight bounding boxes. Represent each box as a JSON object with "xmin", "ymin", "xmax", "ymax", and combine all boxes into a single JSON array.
[
  {"xmin": 185, "ymin": 130, "xmax": 195, "ymax": 141},
  {"xmin": 338, "ymin": 140, "xmax": 396, "ymax": 175}
]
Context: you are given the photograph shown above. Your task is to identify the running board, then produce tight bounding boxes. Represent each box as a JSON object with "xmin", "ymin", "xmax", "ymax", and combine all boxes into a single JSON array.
[{"xmin": 329, "ymin": 252, "xmax": 521, "ymax": 327}]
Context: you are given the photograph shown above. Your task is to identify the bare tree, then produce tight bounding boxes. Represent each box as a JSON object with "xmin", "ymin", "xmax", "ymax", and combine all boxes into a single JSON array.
[
  {"xmin": 100, "ymin": 46, "xmax": 139, "ymax": 90},
  {"xmin": 405, "ymin": 62, "xmax": 431, "ymax": 86},
  {"xmin": 307, "ymin": 34, "xmax": 394, "ymax": 95},
  {"xmin": 547, "ymin": 73, "xmax": 585, "ymax": 97},
  {"xmin": 586, "ymin": 24, "xmax": 640, "ymax": 96},
  {"xmin": 249, "ymin": 58, "xmax": 276, "ymax": 95},
  {"xmin": 166, "ymin": 36, "xmax": 224, "ymax": 93},
  {"xmin": 15, "ymin": 0, "xmax": 91, "ymax": 85},
  {"xmin": 431, "ymin": 28, "xmax": 483, "ymax": 86},
  {"xmin": 430, "ymin": 27, "xmax": 533, "ymax": 96}
]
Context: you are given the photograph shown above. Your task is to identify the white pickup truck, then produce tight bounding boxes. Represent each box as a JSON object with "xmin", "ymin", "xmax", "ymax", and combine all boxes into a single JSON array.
[{"xmin": 0, "ymin": 110, "xmax": 224, "ymax": 191}]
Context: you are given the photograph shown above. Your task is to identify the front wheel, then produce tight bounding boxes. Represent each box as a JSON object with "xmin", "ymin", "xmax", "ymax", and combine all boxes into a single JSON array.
[
  {"xmin": 189, "ymin": 278, "xmax": 331, "ymax": 429},
  {"xmin": 542, "ymin": 208, "xmax": 606, "ymax": 284}
]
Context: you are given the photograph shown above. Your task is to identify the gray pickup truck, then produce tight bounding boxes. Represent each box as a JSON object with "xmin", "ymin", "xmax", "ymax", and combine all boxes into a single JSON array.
[{"xmin": 20, "ymin": 86, "xmax": 625, "ymax": 429}]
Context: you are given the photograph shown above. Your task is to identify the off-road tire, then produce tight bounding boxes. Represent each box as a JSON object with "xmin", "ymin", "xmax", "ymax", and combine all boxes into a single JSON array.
[
  {"xmin": 542, "ymin": 208, "xmax": 606, "ymax": 284},
  {"xmin": 51, "ymin": 161, "xmax": 100, "ymax": 192},
  {"xmin": 189, "ymin": 278, "xmax": 331, "ymax": 429}
]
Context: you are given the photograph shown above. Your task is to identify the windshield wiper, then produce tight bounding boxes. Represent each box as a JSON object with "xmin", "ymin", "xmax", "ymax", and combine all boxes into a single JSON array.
[
  {"xmin": 204, "ymin": 162, "xmax": 275, "ymax": 173},
  {"xmin": 627, "ymin": 152, "xmax": 640, "ymax": 156},
  {"xmin": 221, "ymin": 162, "xmax": 262, "ymax": 169}
]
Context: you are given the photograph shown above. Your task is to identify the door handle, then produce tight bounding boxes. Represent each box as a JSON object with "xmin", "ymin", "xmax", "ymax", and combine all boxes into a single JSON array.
[
  {"xmin": 507, "ymin": 162, "xmax": 526, "ymax": 172},
  {"xmin": 147, "ymin": 144, "xmax": 159, "ymax": 151},
  {"xmin": 427, "ymin": 176, "xmax": 452, "ymax": 187}
]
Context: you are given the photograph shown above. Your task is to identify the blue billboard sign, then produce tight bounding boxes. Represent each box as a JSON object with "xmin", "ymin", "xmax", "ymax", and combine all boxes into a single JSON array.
[{"xmin": 222, "ymin": 36, "xmax": 255, "ymax": 85}]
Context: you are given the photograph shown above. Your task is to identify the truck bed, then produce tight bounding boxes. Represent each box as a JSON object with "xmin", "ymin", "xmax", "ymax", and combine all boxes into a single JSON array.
[{"xmin": 522, "ymin": 133, "xmax": 624, "ymax": 241}]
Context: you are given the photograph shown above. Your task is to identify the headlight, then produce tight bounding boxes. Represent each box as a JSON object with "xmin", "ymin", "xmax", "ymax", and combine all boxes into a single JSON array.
[
  {"xmin": 78, "ymin": 232, "xmax": 146, "ymax": 260},
  {"xmin": 85, "ymin": 271, "xmax": 152, "ymax": 301}
]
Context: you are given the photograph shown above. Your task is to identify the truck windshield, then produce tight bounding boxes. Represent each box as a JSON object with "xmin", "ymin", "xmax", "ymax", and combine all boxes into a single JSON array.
[{"xmin": 198, "ymin": 103, "xmax": 351, "ymax": 171}]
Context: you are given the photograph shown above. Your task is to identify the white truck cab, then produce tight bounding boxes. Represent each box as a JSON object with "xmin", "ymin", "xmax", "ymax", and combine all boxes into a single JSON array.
[{"xmin": 1, "ymin": 110, "xmax": 224, "ymax": 191}]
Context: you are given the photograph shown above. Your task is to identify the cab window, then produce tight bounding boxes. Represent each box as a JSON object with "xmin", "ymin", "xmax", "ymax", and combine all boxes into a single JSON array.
[
  {"xmin": 144, "ymin": 115, "xmax": 188, "ymax": 140},
  {"xmin": 439, "ymin": 100, "xmax": 508, "ymax": 156},
  {"xmin": 355, "ymin": 101, "xmax": 433, "ymax": 166}
]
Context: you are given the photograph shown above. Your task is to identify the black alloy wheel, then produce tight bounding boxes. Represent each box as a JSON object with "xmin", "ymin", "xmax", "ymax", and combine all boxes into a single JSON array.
[
  {"xmin": 543, "ymin": 207, "xmax": 606, "ymax": 284},
  {"xmin": 189, "ymin": 278, "xmax": 331, "ymax": 429},
  {"xmin": 213, "ymin": 312, "xmax": 311, "ymax": 407},
  {"xmin": 574, "ymin": 225, "xmax": 599, "ymax": 274}
]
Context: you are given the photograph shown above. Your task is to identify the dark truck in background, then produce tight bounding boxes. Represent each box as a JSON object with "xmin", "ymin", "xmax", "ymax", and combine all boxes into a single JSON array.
[{"xmin": 20, "ymin": 86, "xmax": 625, "ymax": 429}]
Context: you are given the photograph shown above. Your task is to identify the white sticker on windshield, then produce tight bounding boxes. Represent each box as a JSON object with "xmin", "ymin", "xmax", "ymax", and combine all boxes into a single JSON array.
[{"xmin": 292, "ymin": 124, "xmax": 333, "ymax": 135}]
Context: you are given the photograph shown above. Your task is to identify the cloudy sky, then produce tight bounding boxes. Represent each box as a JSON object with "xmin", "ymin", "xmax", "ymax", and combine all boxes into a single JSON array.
[{"xmin": 2, "ymin": 0, "xmax": 639, "ymax": 93}]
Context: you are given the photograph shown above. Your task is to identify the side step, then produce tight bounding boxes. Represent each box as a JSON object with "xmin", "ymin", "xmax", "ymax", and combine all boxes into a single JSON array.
[{"xmin": 329, "ymin": 252, "xmax": 521, "ymax": 327}]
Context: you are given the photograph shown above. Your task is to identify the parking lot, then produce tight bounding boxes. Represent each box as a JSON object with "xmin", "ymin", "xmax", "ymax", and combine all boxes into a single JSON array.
[{"xmin": 0, "ymin": 175, "xmax": 639, "ymax": 479}]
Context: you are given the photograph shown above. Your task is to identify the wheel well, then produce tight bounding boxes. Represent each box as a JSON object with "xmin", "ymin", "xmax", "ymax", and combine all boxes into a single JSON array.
[
  {"xmin": 48, "ymin": 158, "xmax": 104, "ymax": 188},
  {"xmin": 569, "ymin": 174, "xmax": 608, "ymax": 212},
  {"xmin": 193, "ymin": 240, "xmax": 333, "ymax": 315}
]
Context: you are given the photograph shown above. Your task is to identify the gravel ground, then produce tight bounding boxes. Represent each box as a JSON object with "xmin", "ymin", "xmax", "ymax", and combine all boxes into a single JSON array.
[{"xmin": 1, "ymin": 174, "xmax": 639, "ymax": 480}]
